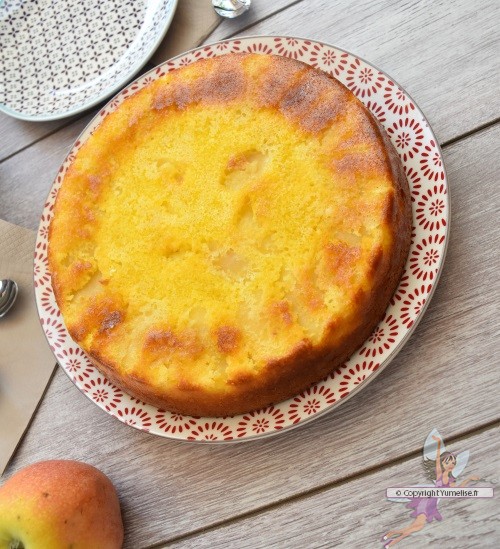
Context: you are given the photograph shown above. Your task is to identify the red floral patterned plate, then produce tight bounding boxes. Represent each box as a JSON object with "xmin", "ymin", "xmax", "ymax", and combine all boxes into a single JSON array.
[{"xmin": 35, "ymin": 36, "xmax": 449, "ymax": 442}]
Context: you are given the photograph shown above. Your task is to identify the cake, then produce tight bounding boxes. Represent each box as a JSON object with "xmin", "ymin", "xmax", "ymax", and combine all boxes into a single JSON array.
[{"xmin": 48, "ymin": 53, "xmax": 411, "ymax": 417}]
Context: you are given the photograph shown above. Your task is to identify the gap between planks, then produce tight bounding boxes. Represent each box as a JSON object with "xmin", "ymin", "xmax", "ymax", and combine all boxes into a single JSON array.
[
  {"xmin": 441, "ymin": 115, "xmax": 500, "ymax": 148},
  {"xmin": 0, "ymin": 115, "xmax": 88, "ymax": 165},
  {"xmin": 144, "ymin": 418, "xmax": 500, "ymax": 548}
]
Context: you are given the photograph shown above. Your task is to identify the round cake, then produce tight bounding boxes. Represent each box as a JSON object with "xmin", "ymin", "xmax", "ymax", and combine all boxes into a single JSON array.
[{"xmin": 48, "ymin": 53, "xmax": 411, "ymax": 417}]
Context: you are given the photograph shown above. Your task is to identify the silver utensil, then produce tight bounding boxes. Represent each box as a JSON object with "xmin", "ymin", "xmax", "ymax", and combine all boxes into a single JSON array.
[
  {"xmin": 212, "ymin": 0, "xmax": 251, "ymax": 18},
  {"xmin": 0, "ymin": 279, "xmax": 18, "ymax": 318}
]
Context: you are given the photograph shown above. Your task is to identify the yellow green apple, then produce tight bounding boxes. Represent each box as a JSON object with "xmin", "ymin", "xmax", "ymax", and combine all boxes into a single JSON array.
[{"xmin": 0, "ymin": 460, "xmax": 123, "ymax": 549}]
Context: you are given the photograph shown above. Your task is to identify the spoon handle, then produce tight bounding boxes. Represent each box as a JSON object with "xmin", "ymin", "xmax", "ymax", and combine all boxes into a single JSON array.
[{"xmin": 0, "ymin": 279, "xmax": 19, "ymax": 318}]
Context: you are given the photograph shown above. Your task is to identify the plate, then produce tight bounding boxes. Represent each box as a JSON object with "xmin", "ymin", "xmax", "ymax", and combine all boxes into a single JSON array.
[
  {"xmin": 35, "ymin": 36, "xmax": 449, "ymax": 442},
  {"xmin": 0, "ymin": 0, "xmax": 178, "ymax": 121}
]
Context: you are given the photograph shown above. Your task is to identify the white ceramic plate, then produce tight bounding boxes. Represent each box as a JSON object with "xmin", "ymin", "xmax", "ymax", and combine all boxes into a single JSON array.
[
  {"xmin": 35, "ymin": 36, "xmax": 449, "ymax": 442},
  {"xmin": 0, "ymin": 0, "xmax": 178, "ymax": 121}
]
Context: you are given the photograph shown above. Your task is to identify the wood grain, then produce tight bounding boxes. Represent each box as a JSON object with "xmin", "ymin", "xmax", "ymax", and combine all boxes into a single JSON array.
[
  {"xmin": 0, "ymin": 113, "xmax": 94, "ymax": 229},
  {"xmin": 0, "ymin": 115, "xmax": 71, "ymax": 163},
  {"xmin": 5, "ymin": 124, "xmax": 500, "ymax": 548},
  {"xmin": 166, "ymin": 427, "xmax": 499, "ymax": 548}
]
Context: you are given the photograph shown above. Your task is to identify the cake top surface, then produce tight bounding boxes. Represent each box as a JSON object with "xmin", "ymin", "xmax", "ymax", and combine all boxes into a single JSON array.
[{"xmin": 49, "ymin": 53, "xmax": 399, "ymax": 395}]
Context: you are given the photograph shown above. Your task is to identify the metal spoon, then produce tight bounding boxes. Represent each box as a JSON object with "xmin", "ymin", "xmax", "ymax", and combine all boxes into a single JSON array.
[
  {"xmin": 212, "ymin": 0, "xmax": 251, "ymax": 18},
  {"xmin": 0, "ymin": 279, "xmax": 18, "ymax": 318}
]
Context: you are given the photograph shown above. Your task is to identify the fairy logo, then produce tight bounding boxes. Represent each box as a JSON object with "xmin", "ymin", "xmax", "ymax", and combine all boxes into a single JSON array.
[{"xmin": 381, "ymin": 429, "xmax": 491, "ymax": 547}]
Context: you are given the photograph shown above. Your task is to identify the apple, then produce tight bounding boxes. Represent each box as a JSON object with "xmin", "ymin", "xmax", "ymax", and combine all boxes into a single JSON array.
[{"xmin": 0, "ymin": 460, "xmax": 123, "ymax": 549}]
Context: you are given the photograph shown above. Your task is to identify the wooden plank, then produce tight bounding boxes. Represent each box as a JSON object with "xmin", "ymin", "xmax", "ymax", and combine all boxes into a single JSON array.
[
  {"xmin": 0, "ymin": 115, "xmax": 71, "ymax": 163},
  {"xmin": 206, "ymin": 0, "xmax": 303, "ymax": 44},
  {"xmin": 0, "ymin": 113, "xmax": 94, "ymax": 229},
  {"xmin": 5, "ymin": 124, "xmax": 500, "ymax": 548},
  {"xmin": 226, "ymin": 0, "xmax": 500, "ymax": 145},
  {"xmin": 167, "ymin": 427, "xmax": 500, "ymax": 548},
  {"xmin": 0, "ymin": 0, "xmax": 299, "ymax": 163}
]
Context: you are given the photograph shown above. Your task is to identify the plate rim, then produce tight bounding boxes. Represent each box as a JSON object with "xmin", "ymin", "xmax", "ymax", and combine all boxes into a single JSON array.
[
  {"xmin": 34, "ymin": 34, "xmax": 450, "ymax": 443},
  {"xmin": 0, "ymin": 0, "xmax": 179, "ymax": 122}
]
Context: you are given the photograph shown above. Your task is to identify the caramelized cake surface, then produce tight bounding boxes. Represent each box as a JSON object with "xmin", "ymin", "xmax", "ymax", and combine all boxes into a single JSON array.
[{"xmin": 48, "ymin": 53, "xmax": 411, "ymax": 416}]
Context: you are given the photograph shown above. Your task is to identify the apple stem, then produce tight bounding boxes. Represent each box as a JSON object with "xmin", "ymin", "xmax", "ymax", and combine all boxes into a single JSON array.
[{"xmin": 9, "ymin": 541, "xmax": 25, "ymax": 549}]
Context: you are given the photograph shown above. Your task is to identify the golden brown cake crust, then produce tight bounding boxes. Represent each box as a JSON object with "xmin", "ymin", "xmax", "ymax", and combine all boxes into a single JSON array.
[{"xmin": 49, "ymin": 53, "xmax": 411, "ymax": 417}]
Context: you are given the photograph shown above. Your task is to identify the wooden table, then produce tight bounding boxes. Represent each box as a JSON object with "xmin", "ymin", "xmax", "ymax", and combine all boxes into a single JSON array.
[{"xmin": 1, "ymin": 1, "xmax": 499, "ymax": 547}]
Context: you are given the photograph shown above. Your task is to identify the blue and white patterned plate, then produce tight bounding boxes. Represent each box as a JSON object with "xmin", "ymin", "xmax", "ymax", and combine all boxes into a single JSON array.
[{"xmin": 0, "ymin": 0, "xmax": 178, "ymax": 121}]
